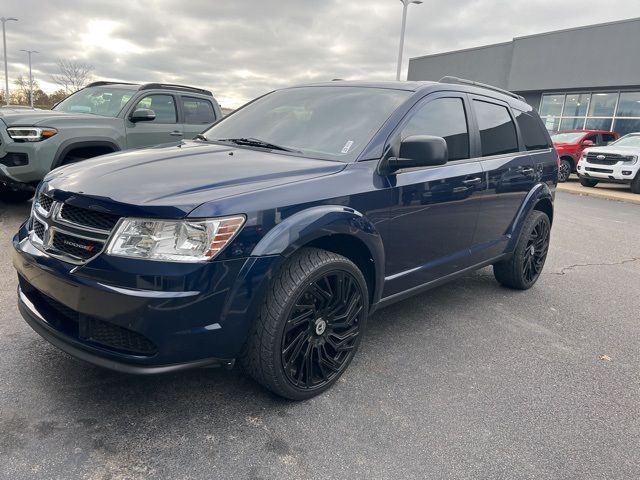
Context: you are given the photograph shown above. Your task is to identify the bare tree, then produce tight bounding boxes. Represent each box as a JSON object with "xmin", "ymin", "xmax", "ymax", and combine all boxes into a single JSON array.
[
  {"xmin": 13, "ymin": 75, "xmax": 37, "ymax": 104},
  {"xmin": 50, "ymin": 59, "xmax": 94, "ymax": 93}
]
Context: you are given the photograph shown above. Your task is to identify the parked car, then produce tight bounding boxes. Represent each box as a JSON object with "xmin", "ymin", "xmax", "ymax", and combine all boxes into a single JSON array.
[
  {"xmin": 577, "ymin": 133, "xmax": 640, "ymax": 193},
  {"xmin": 0, "ymin": 81, "xmax": 222, "ymax": 202},
  {"xmin": 13, "ymin": 78, "xmax": 557, "ymax": 400},
  {"xmin": 551, "ymin": 130, "xmax": 618, "ymax": 182}
]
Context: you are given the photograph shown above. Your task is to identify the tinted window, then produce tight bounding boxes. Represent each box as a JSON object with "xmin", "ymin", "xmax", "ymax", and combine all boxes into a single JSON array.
[
  {"xmin": 559, "ymin": 117, "xmax": 585, "ymax": 131},
  {"xmin": 602, "ymin": 133, "xmax": 616, "ymax": 144},
  {"xmin": 613, "ymin": 119, "xmax": 640, "ymax": 136},
  {"xmin": 473, "ymin": 100, "xmax": 518, "ymax": 156},
  {"xmin": 563, "ymin": 93, "xmax": 589, "ymax": 117},
  {"xmin": 617, "ymin": 92, "xmax": 640, "ymax": 117},
  {"xmin": 401, "ymin": 97, "xmax": 469, "ymax": 161},
  {"xmin": 585, "ymin": 117, "xmax": 612, "ymax": 131},
  {"xmin": 182, "ymin": 97, "xmax": 216, "ymax": 124},
  {"xmin": 539, "ymin": 94, "xmax": 564, "ymax": 117},
  {"xmin": 134, "ymin": 94, "xmax": 177, "ymax": 123},
  {"xmin": 514, "ymin": 109, "xmax": 551, "ymax": 150},
  {"xmin": 588, "ymin": 93, "xmax": 617, "ymax": 117}
]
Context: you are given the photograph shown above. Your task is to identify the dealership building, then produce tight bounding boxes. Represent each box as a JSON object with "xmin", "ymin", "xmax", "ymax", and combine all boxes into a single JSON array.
[{"xmin": 407, "ymin": 17, "xmax": 640, "ymax": 135}]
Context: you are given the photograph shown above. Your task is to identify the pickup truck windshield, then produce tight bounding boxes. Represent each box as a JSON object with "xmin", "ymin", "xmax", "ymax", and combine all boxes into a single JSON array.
[
  {"xmin": 550, "ymin": 132, "xmax": 585, "ymax": 144},
  {"xmin": 203, "ymin": 86, "xmax": 410, "ymax": 162},
  {"xmin": 53, "ymin": 86, "xmax": 136, "ymax": 117}
]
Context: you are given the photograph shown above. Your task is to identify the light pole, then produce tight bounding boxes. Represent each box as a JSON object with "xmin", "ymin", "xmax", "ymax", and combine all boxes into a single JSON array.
[
  {"xmin": 395, "ymin": 0, "xmax": 422, "ymax": 81},
  {"xmin": 1, "ymin": 16, "xmax": 18, "ymax": 105},
  {"xmin": 20, "ymin": 49, "xmax": 38, "ymax": 108}
]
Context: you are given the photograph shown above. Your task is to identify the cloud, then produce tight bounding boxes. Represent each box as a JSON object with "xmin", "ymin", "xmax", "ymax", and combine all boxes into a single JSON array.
[{"xmin": 2, "ymin": 0, "xmax": 640, "ymax": 108}]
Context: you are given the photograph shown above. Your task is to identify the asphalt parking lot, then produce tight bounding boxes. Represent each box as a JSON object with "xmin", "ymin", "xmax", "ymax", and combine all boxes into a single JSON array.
[{"xmin": 1, "ymin": 191, "xmax": 639, "ymax": 480}]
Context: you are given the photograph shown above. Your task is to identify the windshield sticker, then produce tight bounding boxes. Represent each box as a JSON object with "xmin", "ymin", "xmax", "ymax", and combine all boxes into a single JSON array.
[{"xmin": 341, "ymin": 140, "xmax": 354, "ymax": 154}]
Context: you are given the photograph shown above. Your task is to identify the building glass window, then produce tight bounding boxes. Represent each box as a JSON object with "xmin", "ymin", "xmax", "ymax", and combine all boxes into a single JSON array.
[{"xmin": 539, "ymin": 90, "xmax": 640, "ymax": 136}]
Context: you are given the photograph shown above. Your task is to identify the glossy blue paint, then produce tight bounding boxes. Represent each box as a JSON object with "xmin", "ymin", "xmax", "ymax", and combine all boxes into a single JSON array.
[{"xmin": 13, "ymin": 81, "xmax": 557, "ymax": 372}]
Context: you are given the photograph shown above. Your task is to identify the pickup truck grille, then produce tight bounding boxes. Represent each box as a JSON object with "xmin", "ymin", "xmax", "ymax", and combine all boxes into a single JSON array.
[
  {"xmin": 585, "ymin": 152, "xmax": 634, "ymax": 165},
  {"xmin": 30, "ymin": 193, "xmax": 121, "ymax": 265}
]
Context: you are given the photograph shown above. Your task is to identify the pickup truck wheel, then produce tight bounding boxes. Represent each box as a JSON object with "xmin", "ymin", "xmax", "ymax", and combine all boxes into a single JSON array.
[
  {"xmin": 631, "ymin": 173, "xmax": 640, "ymax": 194},
  {"xmin": 0, "ymin": 185, "xmax": 34, "ymax": 203},
  {"xmin": 558, "ymin": 158, "xmax": 572, "ymax": 182},
  {"xmin": 579, "ymin": 177, "xmax": 599, "ymax": 188},
  {"xmin": 240, "ymin": 248, "xmax": 368, "ymax": 400},
  {"xmin": 493, "ymin": 210, "xmax": 550, "ymax": 290}
]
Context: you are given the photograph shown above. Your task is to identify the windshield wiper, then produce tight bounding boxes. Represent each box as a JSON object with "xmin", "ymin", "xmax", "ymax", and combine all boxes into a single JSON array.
[{"xmin": 215, "ymin": 137, "xmax": 301, "ymax": 153}]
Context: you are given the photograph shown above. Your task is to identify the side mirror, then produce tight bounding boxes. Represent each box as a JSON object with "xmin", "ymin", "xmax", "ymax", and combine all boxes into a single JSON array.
[
  {"xmin": 382, "ymin": 135, "xmax": 448, "ymax": 173},
  {"xmin": 581, "ymin": 139, "xmax": 595, "ymax": 146},
  {"xmin": 130, "ymin": 108, "xmax": 156, "ymax": 123}
]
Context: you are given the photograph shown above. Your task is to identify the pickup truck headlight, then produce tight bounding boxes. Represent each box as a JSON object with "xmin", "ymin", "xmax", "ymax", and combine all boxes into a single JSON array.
[
  {"xmin": 624, "ymin": 155, "xmax": 638, "ymax": 164},
  {"xmin": 106, "ymin": 216, "xmax": 245, "ymax": 262},
  {"xmin": 7, "ymin": 127, "xmax": 58, "ymax": 142}
]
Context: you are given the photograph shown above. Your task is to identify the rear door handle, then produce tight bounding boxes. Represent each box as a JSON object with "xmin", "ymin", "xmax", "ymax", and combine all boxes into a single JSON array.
[
  {"xmin": 520, "ymin": 167, "xmax": 535, "ymax": 175},
  {"xmin": 169, "ymin": 131, "xmax": 183, "ymax": 137},
  {"xmin": 462, "ymin": 177, "xmax": 482, "ymax": 186}
]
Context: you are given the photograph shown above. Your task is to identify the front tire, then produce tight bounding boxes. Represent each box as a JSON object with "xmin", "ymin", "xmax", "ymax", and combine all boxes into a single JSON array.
[
  {"xmin": 0, "ymin": 184, "xmax": 34, "ymax": 203},
  {"xmin": 631, "ymin": 172, "xmax": 640, "ymax": 194},
  {"xmin": 579, "ymin": 177, "xmax": 599, "ymax": 188},
  {"xmin": 493, "ymin": 210, "xmax": 551, "ymax": 290},
  {"xmin": 240, "ymin": 248, "xmax": 369, "ymax": 400},
  {"xmin": 558, "ymin": 158, "xmax": 572, "ymax": 182}
]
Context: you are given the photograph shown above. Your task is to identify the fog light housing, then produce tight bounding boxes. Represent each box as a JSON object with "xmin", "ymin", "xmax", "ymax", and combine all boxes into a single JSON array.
[
  {"xmin": 622, "ymin": 171, "xmax": 632, "ymax": 175},
  {"xmin": 0, "ymin": 152, "xmax": 29, "ymax": 167}
]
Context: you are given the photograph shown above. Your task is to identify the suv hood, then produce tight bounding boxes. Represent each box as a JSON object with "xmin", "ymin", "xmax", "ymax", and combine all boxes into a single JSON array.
[
  {"xmin": 584, "ymin": 145, "xmax": 640, "ymax": 156},
  {"xmin": 0, "ymin": 108, "xmax": 98, "ymax": 126},
  {"xmin": 44, "ymin": 141, "xmax": 346, "ymax": 216}
]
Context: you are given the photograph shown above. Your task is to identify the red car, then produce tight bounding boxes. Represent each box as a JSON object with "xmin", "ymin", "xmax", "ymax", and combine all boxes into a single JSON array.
[{"xmin": 551, "ymin": 130, "xmax": 619, "ymax": 182}]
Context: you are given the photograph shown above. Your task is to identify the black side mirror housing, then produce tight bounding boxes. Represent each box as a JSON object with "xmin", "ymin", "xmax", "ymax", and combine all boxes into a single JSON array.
[
  {"xmin": 382, "ymin": 135, "xmax": 448, "ymax": 173},
  {"xmin": 130, "ymin": 108, "xmax": 156, "ymax": 123}
]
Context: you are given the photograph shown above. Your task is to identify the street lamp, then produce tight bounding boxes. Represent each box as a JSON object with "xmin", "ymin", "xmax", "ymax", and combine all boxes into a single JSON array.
[
  {"xmin": 1, "ymin": 16, "xmax": 18, "ymax": 105},
  {"xmin": 20, "ymin": 49, "xmax": 38, "ymax": 108},
  {"xmin": 395, "ymin": 0, "xmax": 422, "ymax": 81}
]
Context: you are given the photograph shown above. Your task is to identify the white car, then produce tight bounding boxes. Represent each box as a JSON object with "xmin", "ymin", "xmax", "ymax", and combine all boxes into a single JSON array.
[{"xmin": 577, "ymin": 133, "xmax": 640, "ymax": 193}]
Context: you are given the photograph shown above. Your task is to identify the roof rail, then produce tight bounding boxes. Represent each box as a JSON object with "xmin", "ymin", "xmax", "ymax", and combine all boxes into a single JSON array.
[
  {"xmin": 139, "ymin": 83, "xmax": 213, "ymax": 96},
  {"xmin": 85, "ymin": 81, "xmax": 138, "ymax": 88},
  {"xmin": 438, "ymin": 76, "xmax": 524, "ymax": 101}
]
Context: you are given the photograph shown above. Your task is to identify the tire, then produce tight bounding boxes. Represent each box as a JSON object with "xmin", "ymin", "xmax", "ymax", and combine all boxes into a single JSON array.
[
  {"xmin": 60, "ymin": 155, "xmax": 85, "ymax": 166},
  {"xmin": 493, "ymin": 210, "xmax": 551, "ymax": 290},
  {"xmin": 0, "ymin": 184, "xmax": 34, "ymax": 203},
  {"xmin": 631, "ymin": 172, "xmax": 640, "ymax": 194},
  {"xmin": 579, "ymin": 177, "xmax": 599, "ymax": 188},
  {"xmin": 558, "ymin": 158, "xmax": 572, "ymax": 182},
  {"xmin": 240, "ymin": 248, "xmax": 369, "ymax": 400}
]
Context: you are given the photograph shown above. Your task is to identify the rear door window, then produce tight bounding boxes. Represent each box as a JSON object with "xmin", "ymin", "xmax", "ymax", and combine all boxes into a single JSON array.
[
  {"xmin": 514, "ymin": 109, "xmax": 551, "ymax": 151},
  {"xmin": 472, "ymin": 100, "xmax": 519, "ymax": 156},
  {"xmin": 182, "ymin": 97, "xmax": 216, "ymax": 124}
]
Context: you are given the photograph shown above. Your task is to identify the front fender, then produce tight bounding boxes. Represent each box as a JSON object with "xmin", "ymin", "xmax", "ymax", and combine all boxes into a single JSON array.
[{"xmin": 251, "ymin": 205, "xmax": 385, "ymax": 302}]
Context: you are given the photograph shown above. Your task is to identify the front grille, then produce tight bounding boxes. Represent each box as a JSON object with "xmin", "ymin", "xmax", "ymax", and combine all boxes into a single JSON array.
[
  {"xmin": 59, "ymin": 203, "xmax": 120, "ymax": 231},
  {"xmin": 37, "ymin": 193, "xmax": 53, "ymax": 213},
  {"xmin": 51, "ymin": 231, "xmax": 102, "ymax": 261},
  {"xmin": 20, "ymin": 276, "xmax": 157, "ymax": 356},
  {"xmin": 586, "ymin": 152, "xmax": 632, "ymax": 165},
  {"xmin": 33, "ymin": 219, "xmax": 45, "ymax": 240},
  {"xmin": 586, "ymin": 167, "xmax": 614, "ymax": 174}
]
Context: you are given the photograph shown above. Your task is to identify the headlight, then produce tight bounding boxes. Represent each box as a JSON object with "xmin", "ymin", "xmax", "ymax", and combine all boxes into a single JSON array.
[
  {"xmin": 624, "ymin": 155, "xmax": 638, "ymax": 164},
  {"xmin": 7, "ymin": 127, "xmax": 58, "ymax": 142},
  {"xmin": 106, "ymin": 216, "xmax": 245, "ymax": 262}
]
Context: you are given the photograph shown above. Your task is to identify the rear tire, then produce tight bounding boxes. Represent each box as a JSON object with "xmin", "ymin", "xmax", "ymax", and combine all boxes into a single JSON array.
[
  {"xmin": 0, "ymin": 184, "xmax": 34, "ymax": 203},
  {"xmin": 240, "ymin": 248, "xmax": 368, "ymax": 400},
  {"xmin": 631, "ymin": 172, "xmax": 640, "ymax": 194},
  {"xmin": 493, "ymin": 210, "xmax": 551, "ymax": 290},
  {"xmin": 579, "ymin": 177, "xmax": 599, "ymax": 188},
  {"xmin": 558, "ymin": 158, "xmax": 572, "ymax": 182}
]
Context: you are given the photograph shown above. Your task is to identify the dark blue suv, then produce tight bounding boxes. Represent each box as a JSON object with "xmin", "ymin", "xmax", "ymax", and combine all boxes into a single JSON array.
[{"xmin": 13, "ymin": 78, "xmax": 557, "ymax": 400}]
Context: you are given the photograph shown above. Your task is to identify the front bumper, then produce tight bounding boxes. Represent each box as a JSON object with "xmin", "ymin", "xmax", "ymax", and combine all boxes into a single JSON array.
[
  {"xmin": 577, "ymin": 160, "xmax": 639, "ymax": 182},
  {"xmin": 13, "ymin": 225, "xmax": 280, "ymax": 373}
]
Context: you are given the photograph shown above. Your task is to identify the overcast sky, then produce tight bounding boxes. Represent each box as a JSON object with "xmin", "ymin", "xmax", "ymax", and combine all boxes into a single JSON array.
[{"xmin": 2, "ymin": 0, "xmax": 640, "ymax": 108}]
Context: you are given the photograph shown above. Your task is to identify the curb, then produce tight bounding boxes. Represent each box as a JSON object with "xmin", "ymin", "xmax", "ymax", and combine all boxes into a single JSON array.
[{"xmin": 557, "ymin": 183, "xmax": 640, "ymax": 205}]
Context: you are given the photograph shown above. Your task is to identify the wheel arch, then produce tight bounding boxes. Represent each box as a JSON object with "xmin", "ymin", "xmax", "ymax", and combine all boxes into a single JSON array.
[
  {"xmin": 506, "ymin": 182, "xmax": 554, "ymax": 251},
  {"xmin": 251, "ymin": 205, "xmax": 385, "ymax": 305},
  {"xmin": 52, "ymin": 138, "xmax": 120, "ymax": 169}
]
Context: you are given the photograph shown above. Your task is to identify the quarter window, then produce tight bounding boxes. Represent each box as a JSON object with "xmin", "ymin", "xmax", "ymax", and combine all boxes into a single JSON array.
[
  {"xmin": 473, "ymin": 100, "xmax": 519, "ymax": 156},
  {"xmin": 514, "ymin": 109, "xmax": 551, "ymax": 151},
  {"xmin": 133, "ymin": 94, "xmax": 177, "ymax": 124},
  {"xmin": 182, "ymin": 97, "xmax": 216, "ymax": 124},
  {"xmin": 401, "ymin": 97, "xmax": 470, "ymax": 161}
]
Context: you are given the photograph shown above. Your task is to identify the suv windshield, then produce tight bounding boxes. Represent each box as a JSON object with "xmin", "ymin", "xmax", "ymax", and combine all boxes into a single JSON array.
[
  {"xmin": 550, "ymin": 132, "xmax": 585, "ymax": 144},
  {"xmin": 53, "ymin": 86, "xmax": 137, "ymax": 117},
  {"xmin": 203, "ymin": 86, "xmax": 410, "ymax": 162},
  {"xmin": 610, "ymin": 134, "xmax": 640, "ymax": 147}
]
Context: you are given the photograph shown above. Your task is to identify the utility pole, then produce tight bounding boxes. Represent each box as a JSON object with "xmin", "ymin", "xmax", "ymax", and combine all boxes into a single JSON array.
[
  {"xmin": 1, "ymin": 16, "xmax": 18, "ymax": 105},
  {"xmin": 395, "ymin": 0, "xmax": 422, "ymax": 81},
  {"xmin": 20, "ymin": 49, "xmax": 38, "ymax": 108}
]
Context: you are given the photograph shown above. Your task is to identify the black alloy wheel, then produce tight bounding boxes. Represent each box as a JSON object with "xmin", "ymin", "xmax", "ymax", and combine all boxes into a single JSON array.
[
  {"xmin": 281, "ymin": 270, "xmax": 363, "ymax": 390},
  {"xmin": 521, "ymin": 215, "xmax": 550, "ymax": 284}
]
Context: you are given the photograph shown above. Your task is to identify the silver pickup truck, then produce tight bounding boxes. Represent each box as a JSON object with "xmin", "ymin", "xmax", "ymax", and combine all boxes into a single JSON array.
[{"xmin": 0, "ymin": 81, "xmax": 222, "ymax": 202}]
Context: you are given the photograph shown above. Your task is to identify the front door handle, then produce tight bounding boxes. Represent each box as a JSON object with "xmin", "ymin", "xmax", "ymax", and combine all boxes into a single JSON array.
[
  {"xmin": 462, "ymin": 177, "xmax": 482, "ymax": 186},
  {"xmin": 519, "ymin": 167, "xmax": 535, "ymax": 175},
  {"xmin": 169, "ymin": 131, "xmax": 183, "ymax": 137}
]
